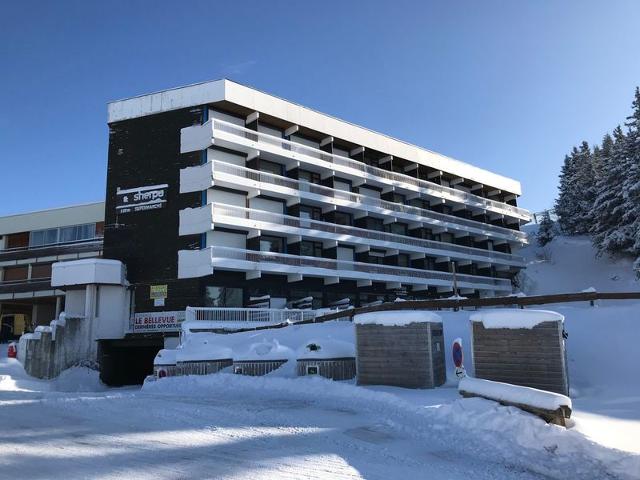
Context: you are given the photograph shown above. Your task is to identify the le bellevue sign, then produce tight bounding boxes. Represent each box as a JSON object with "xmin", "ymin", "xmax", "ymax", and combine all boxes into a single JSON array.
[{"xmin": 116, "ymin": 184, "xmax": 168, "ymax": 214}]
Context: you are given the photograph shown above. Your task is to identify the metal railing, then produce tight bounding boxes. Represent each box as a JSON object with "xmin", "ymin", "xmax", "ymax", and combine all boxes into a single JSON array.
[
  {"xmin": 185, "ymin": 307, "xmax": 316, "ymax": 324},
  {"xmin": 213, "ymin": 119, "xmax": 531, "ymax": 221},
  {"xmin": 201, "ymin": 246, "xmax": 512, "ymax": 289},
  {"xmin": 213, "ymin": 160, "xmax": 528, "ymax": 243},
  {"xmin": 211, "ymin": 203, "xmax": 525, "ymax": 266}
]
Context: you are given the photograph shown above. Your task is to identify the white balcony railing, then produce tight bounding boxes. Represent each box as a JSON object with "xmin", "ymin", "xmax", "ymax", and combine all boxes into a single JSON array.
[
  {"xmin": 181, "ymin": 160, "xmax": 528, "ymax": 244},
  {"xmin": 180, "ymin": 202, "xmax": 525, "ymax": 267},
  {"xmin": 184, "ymin": 307, "xmax": 316, "ymax": 324},
  {"xmin": 178, "ymin": 246, "xmax": 513, "ymax": 292},
  {"xmin": 182, "ymin": 118, "xmax": 531, "ymax": 222}
]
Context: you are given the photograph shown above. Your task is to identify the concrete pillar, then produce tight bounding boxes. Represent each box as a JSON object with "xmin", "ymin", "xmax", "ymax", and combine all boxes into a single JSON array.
[{"xmin": 55, "ymin": 296, "xmax": 62, "ymax": 319}]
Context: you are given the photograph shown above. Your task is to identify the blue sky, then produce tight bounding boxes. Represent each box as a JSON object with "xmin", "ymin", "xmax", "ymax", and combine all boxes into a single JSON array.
[{"xmin": 1, "ymin": 0, "xmax": 639, "ymax": 215}]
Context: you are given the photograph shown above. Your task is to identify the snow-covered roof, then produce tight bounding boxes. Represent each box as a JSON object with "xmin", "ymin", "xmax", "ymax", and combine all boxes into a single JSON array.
[
  {"xmin": 234, "ymin": 340, "xmax": 294, "ymax": 362},
  {"xmin": 470, "ymin": 309, "xmax": 564, "ymax": 329},
  {"xmin": 354, "ymin": 310, "xmax": 442, "ymax": 327},
  {"xmin": 107, "ymin": 79, "xmax": 522, "ymax": 195},
  {"xmin": 296, "ymin": 339, "xmax": 355, "ymax": 360}
]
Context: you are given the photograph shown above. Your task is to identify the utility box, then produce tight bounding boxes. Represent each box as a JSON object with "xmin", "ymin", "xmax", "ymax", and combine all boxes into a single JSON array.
[
  {"xmin": 470, "ymin": 309, "xmax": 569, "ymax": 395},
  {"xmin": 355, "ymin": 310, "xmax": 445, "ymax": 389}
]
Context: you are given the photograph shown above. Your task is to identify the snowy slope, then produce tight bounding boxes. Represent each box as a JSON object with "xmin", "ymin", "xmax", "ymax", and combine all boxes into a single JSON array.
[{"xmin": 517, "ymin": 224, "xmax": 639, "ymax": 295}]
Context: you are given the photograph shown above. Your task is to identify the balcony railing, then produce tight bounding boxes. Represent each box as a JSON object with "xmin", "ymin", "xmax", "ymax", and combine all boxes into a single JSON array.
[
  {"xmin": 184, "ymin": 307, "xmax": 316, "ymax": 324},
  {"xmin": 0, "ymin": 239, "xmax": 104, "ymax": 262},
  {"xmin": 197, "ymin": 202, "xmax": 525, "ymax": 267},
  {"xmin": 179, "ymin": 245, "xmax": 513, "ymax": 291},
  {"xmin": 204, "ymin": 119, "xmax": 531, "ymax": 221},
  {"xmin": 205, "ymin": 160, "xmax": 528, "ymax": 243}
]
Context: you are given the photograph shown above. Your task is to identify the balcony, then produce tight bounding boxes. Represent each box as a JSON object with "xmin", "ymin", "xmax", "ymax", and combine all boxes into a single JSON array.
[
  {"xmin": 0, "ymin": 239, "xmax": 104, "ymax": 264},
  {"xmin": 180, "ymin": 202, "xmax": 525, "ymax": 268},
  {"xmin": 181, "ymin": 119, "xmax": 531, "ymax": 222},
  {"xmin": 180, "ymin": 160, "xmax": 528, "ymax": 245},
  {"xmin": 0, "ymin": 278, "xmax": 62, "ymax": 300},
  {"xmin": 177, "ymin": 246, "xmax": 513, "ymax": 293}
]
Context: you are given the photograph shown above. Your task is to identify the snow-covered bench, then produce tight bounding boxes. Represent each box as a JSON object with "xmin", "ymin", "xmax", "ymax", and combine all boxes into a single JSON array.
[{"xmin": 459, "ymin": 377, "xmax": 572, "ymax": 426}]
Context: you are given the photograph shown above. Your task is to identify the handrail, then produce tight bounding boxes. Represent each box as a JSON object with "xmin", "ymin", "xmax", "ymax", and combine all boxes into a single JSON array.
[
  {"xmin": 212, "ymin": 119, "xmax": 531, "ymax": 221},
  {"xmin": 212, "ymin": 160, "xmax": 528, "ymax": 243},
  {"xmin": 210, "ymin": 202, "xmax": 524, "ymax": 265},
  {"xmin": 185, "ymin": 306, "xmax": 316, "ymax": 324},
  {"xmin": 201, "ymin": 245, "xmax": 512, "ymax": 288}
]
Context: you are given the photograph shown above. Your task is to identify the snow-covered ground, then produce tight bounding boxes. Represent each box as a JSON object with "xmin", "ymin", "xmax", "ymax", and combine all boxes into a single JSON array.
[{"xmin": 0, "ymin": 229, "xmax": 638, "ymax": 479}]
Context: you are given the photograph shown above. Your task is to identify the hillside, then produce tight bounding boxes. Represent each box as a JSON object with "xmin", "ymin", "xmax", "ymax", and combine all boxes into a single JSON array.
[{"xmin": 517, "ymin": 224, "xmax": 639, "ymax": 295}]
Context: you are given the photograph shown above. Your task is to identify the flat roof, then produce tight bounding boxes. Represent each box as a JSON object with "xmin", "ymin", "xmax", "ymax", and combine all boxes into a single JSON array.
[
  {"xmin": 0, "ymin": 202, "xmax": 105, "ymax": 235},
  {"xmin": 108, "ymin": 79, "xmax": 522, "ymax": 195}
]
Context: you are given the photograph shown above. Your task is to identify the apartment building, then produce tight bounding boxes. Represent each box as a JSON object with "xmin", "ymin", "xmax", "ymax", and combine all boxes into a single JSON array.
[
  {"xmin": 0, "ymin": 203, "xmax": 104, "ymax": 340},
  {"xmin": 104, "ymin": 79, "xmax": 530, "ymax": 316}
]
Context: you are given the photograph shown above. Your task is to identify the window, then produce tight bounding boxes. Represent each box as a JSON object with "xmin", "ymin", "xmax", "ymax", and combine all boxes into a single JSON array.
[
  {"xmin": 367, "ymin": 249, "xmax": 386, "ymax": 265},
  {"xmin": 2, "ymin": 266, "xmax": 28, "ymax": 282},
  {"xmin": 300, "ymin": 241, "xmax": 323, "ymax": 258},
  {"xmin": 30, "ymin": 264, "xmax": 52, "ymax": 279},
  {"xmin": 298, "ymin": 170, "xmax": 320, "ymax": 184},
  {"xmin": 259, "ymin": 236, "xmax": 285, "ymax": 253},
  {"xmin": 397, "ymin": 254, "xmax": 410, "ymax": 268},
  {"xmin": 333, "ymin": 212, "xmax": 352, "ymax": 226},
  {"xmin": 29, "ymin": 223, "xmax": 96, "ymax": 247},
  {"xmin": 385, "ymin": 222, "xmax": 408, "ymax": 236},
  {"xmin": 333, "ymin": 179, "xmax": 351, "ymax": 192},
  {"xmin": 362, "ymin": 217, "xmax": 384, "ymax": 232},
  {"xmin": 205, "ymin": 287, "xmax": 243, "ymax": 307},
  {"xmin": 299, "ymin": 205, "xmax": 321, "ymax": 221},
  {"xmin": 259, "ymin": 159, "xmax": 284, "ymax": 176}
]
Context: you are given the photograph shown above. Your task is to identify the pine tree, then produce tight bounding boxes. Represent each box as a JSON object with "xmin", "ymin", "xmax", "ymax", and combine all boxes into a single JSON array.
[
  {"xmin": 555, "ymin": 142, "xmax": 596, "ymax": 235},
  {"xmin": 537, "ymin": 210, "xmax": 555, "ymax": 247},
  {"xmin": 590, "ymin": 131, "xmax": 627, "ymax": 255},
  {"xmin": 623, "ymin": 87, "xmax": 640, "ymax": 258}
]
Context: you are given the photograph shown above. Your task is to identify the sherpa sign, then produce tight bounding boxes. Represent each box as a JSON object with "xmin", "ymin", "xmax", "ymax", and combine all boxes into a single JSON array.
[{"xmin": 116, "ymin": 184, "xmax": 168, "ymax": 214}]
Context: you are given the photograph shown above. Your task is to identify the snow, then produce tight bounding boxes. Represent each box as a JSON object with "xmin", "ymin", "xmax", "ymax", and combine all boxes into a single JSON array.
[
  {"xmin": 354, "ymin": 310, "xmax": 442, "ymax": 326},
  {"xmin": 518, "ymin": 224, "xmax": 640, "ymax": 295},
  {"xmin": 296, "ymin": 338, "xmax": 355, "ymax": 360},
  {"xmin": 469, "ymin": 309, "xmax": 564, "ymax": 329},
  {"xmin": 234, "ymin": 340, "xmax": 294, "ymax": 362},
  {"xmin": 176, "ymin": 336, "xmax": 233, "ymax": 362},
  {"xmin": 459, "ymin": 377, "xmax": 572, "ymax": 411},
  {"xmin": 154, "ymin": 348, "xmax": 177, "ymax": 366}
]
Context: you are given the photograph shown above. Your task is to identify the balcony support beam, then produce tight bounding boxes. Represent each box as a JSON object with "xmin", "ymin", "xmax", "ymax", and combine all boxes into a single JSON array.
[
  {"xmin": 427, "ymin": 170, "xmax": 443, "ymax": 180},
  {"xmin": 355, "ymin": 245, "xmax": 370, "ymax": 253},
  {"xmin": 247, "ymin": 149, "xmax": 260, "ymax": 161},
  {"xmin": 385, "ymin": 249, "xmax": 399, "ymax": 256},
  {"xmin": 246, "ymin": 270, "xmax": 261, "ymax": 280},
  {"xmin": 287, "ymin": 273, "xmax": 303, "ymax": 283},
  {"xmin": 245, "ymin": 111, "xmax": 259, "ymax": 126},
  {"xmin": 357, "ymin": 279, "xmax": 372, "ymax": 288},
  {"xmin": 320, "ymin": 136, "xmax": 333, "ymax": 147},
  {"xmin": 487, "ymin": 189, "xmax": 501, "ymax": 197},
  {"xmin": 435, "ymin": 256, "xmax": 450, "ymax": 263},
  {"xmin": 450, "ymin": 177, "xmax": 465, "ymax": 186},
  {"xmin": 504, "ymin": 194, "xmax": 517, "ymax": 202},
  {"xmin": 247, "ymin": 229, "xmax": 261, "ymax": 239},
  {"xmin": 379, "ymin": 155, "xmax": 393, "ymax": 165},
  {"xmin": 349, "ymin": 146, "xmax": 365, "ymax": 157},
  {"xmin": 284, "ymin": 125, "xmax": 299, "ymax": 137},
  {"xmin": 386, "ymin": 282, "xmax": 402, "ymax": 290},
  {"xmin": 324, "ymin": 276, "xmax": 339, "ymax": 285},
  {"xmin": 287, "ymin": 235, "xmax": 302, "ymax": 245},
  {"xmin": 404, "ymin": 163, "xmax": 418, "ymax": 173},
  {"xmin": 412, "ymin": 284, "xmax": 429, "ymax": 292}
]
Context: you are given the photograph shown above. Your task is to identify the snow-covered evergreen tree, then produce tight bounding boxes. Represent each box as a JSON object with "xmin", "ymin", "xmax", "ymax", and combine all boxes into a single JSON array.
[
  {"xmin": 555, "ymin": 142, "xmax": 596, "ymax": 235},
  {"xmin": 623, "ymin": 87, "xmax": 640, "ymax": 259},
  {"xmin": 536, "ymin": 210, "xmax": 555, "ymax": 247}
]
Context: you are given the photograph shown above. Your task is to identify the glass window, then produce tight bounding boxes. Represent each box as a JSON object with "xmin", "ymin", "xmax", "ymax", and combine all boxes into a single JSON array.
[
  {"xmin": 299, "ymin": 205, "xmax": 321, "ymax": 221},
  {"xmin": 259, "ymin": 160, "xmax": 284, "ymax": 176},
  {"xmin": 60, "ymin": 226, "xmax": 78, "ymax": 243},
  {"xmin": 298, "ymin": 170, "xmax": 320, "ymax": 184},
  {"xmin": 259, "ymin": 236, "xmax": 284, "ymax": 253},
  {"xmin": 368, "ymin": 249, "xmax": 386, "ymax": 265},
  {"xmin": 30, "ymin": 264, "xmax": 52, "ymax": 279},
  {"xmin": 333, "ymin": 179, "xmax": 351, "ymax": 192},
  {"xmin": 385, "ymin": 222, "xmax": 408, "ymax": 236},
  {"xmin": 333, "ymin": 212, "xmax": 352, "ymax": 226},
  {"xmin": 300, "ymin": 241, "xmax": 323, "ymax": 257},
  {"xmin": 29, "ymin": 223, "xmax": 96, "ymax": 247},
  {"xmin": 397, "ymin": 254, "xmax": 410, "ymax": 268},
  {"xmin": 205, "ymin": 286, "xmax": 243, "ymax": 307}
]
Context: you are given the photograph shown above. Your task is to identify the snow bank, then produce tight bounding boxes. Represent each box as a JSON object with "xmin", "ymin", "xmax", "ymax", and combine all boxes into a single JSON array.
[
  {"xmin": 234, "ymin": 340, "xmax": 294, "ymax": 361},
  {"xmin": 142, "ymin": 372, "xmax": 639, "ymax": 480},
  {"xmin": 470, "ymin": 308, "xmax": 563, "ymax": 329},
  {"xmin": 296, "ymin": 338, "xmax": 355, "ymax": 360},
  {"xmin": 176, "ymin": 334, "xmax": 233, "ymax": 362},
  {"xmin": 154, "ymin": 349, "xmax": 177, "ymax": 366},
  {"xmin": 53, "ymin": 366, "xmax": 107, "ymax": 392},
  {"xmin": 354, "ymin": 310, "xmax": 442, "ymax": 326},
  {"xmin": 459, "ymin": 377, "xmax": 572, "ymax": 411}
]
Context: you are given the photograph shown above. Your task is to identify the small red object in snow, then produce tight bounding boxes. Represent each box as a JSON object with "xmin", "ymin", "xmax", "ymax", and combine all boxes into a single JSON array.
[
  {"xmin": 7, "ymin": 343, "xmax": 17, "ymax": 359},
  {"xmin": 157, "ymin": 369, "xmax": 167, "ymax": 378}
]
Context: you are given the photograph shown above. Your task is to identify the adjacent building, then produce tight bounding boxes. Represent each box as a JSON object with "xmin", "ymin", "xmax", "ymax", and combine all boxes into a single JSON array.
[
  {"xmin": 0, "ymin": 202, "xmax": 104, "ymax": 340},
  {"xmin": 104, "ymin": 79, "xmax": 530, "ymax": 317}
]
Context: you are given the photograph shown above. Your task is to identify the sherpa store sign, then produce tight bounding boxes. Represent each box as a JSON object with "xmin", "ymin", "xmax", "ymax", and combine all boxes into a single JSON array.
[{"xmin": 116, "ymin": 184, "xmax": 168, "ymax": 214}]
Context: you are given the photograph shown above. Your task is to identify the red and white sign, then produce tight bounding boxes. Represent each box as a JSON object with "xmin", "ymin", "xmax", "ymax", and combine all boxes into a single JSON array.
[
  {"xmin": 131, "ymin": 311, "xmax": 185, "ymax": 333},
  {"xmin": 452, "ymin": 338, "xmax": 466, "ymax": 378}
]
